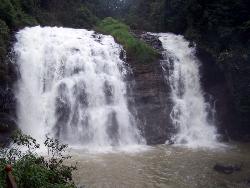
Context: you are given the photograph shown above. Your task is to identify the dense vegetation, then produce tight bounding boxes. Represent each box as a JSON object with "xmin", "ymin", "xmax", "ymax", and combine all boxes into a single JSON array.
[
  {"xmin": 96, "ymin": 17, "xmax": 158, "ymax": 64},
  {"xmin": 0, "ymin": 131, "xmax": 76, "ymax": 188}
]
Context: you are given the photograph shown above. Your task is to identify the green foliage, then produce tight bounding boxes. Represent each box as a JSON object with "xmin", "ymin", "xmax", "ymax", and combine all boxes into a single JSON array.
[
  {"xmin": 0, "ymin": 0, "xmax": 16, "ymax": 26},
  {"xmin": 96, "ymin": 17, "xmax": 159, "ymax": 64},
  {"xmin": 0, "ymin": 0, "xmax": 38, "ymax": 84},
  {"xmin": 86, "ymin": 0, "xmax": 165, "ymax": 31},
  {"xmin": 0, "ymin": 0, "xmax": 38, "ymax": 28},
  {"xmin": 125, "ymin": 0, "xmax": 166, "ymax": 31},
  {"xmin": 19, "ymin": 0, "xmax": 39, "ymax": 15},
  {"xmin": 0, "ymin": 131, "xmax": 76, "ymax": 188},
  {"xmin": 68, "ymin": 5, "xmax": 99, "ymax": 28},
  {"xmin": 0, "ymin": 0, "xmax": 98, "ymax": 87}
]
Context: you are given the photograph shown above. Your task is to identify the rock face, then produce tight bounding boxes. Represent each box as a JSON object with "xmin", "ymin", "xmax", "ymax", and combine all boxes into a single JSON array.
[
  {"xmin": 0, "ymin": 92, "xmax": 17, "ymax": 145},
  {"xmin": 127, "ymin": 33, "xmax": 174, "ymax": 145},
  {"xmin": 129, "ymin": 59, "xmax": 173, "ymax": 145},
  {"xmin": 197, "ymin": 48, "xmax": 238, "ymax": 141},
  {"xmin": 0, "ymin": 112, "xmax": 17, "ymax": 145},
  {"xmin": 129, "ymin": 32, "xmax": 236, "ymax": 145},
  {"xmin": 0, "ymin": 63, "xmax": 17, "ymax": 146}
]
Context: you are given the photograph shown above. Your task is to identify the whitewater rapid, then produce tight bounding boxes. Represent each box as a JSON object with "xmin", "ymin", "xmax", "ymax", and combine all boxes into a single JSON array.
[{"xmin": 14, "ymin": 26, "xmax": 144, "ymax": 151}]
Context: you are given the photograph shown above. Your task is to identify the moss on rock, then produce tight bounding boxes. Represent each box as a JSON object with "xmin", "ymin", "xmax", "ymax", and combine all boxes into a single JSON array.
[{"xmin": 96, "ymin": 17, "xmax": 159, "ymax": 64}]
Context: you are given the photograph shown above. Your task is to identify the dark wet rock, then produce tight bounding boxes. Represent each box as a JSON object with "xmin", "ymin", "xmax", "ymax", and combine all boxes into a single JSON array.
[
  {"xmin": 140, "ymin": 33, "xmax": 163, "ymax": 51},
  {"xmin": 247, "ymin": 179, "xmax": 250, "ymax": 185},
  {"xmin": 127, "ymin": 32, "xmax": 175, "ymax": 145},
  {"xmin": 197, "ymin": 48, "xmax": 239, "ymax": 141},
  {"xmin": 133, "ymin": 30, "xmax": 163, "ymax": 52},
  {"xmin": 54, "ymin": 83, "xmax": 71, "ymax": 138},
  {"xmin": 217, "ymin": 134, "xmax": 230, "ymax": 142},
  {"xmin": 0, "ymin": 83, "xmax": 17, "ymax": 145},
  {"xmin": 0, "ymin": 112, "xmax": 17, "ymax": 146},
  {"xmin": 0, "ymin": 59, "xmax": 18, "ymax": 143},
  {"xmin": 214, "ymin": 163, "xmax": 242, "ymax": 174},
  {"xmin": 0, "ymin": 88, "xmax": 16, "ymax": 114},
  {"xmin": 106, "ymin": 111, "xmax": 119, "ymax": 146},
  {"xmin": 128, "ymin": 60, "xmax": 174, "ymax": 145},
  {"xmin": 242, "ymin": 135, "xmax": 250, "ymax": 142},
  {"xmin": 0, "ymin": 114, "xmax": 16, "ymax": 132}
]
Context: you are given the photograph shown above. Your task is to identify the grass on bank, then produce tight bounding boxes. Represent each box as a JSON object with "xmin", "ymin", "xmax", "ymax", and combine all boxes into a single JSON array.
[{"xmin": 96, "ymin": 17, "xmax": 159, "ymax": 64}]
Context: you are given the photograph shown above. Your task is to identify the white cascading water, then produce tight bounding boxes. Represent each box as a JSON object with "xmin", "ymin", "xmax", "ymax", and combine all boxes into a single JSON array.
[
  {"xmin": 158, "ymin": 33, "xmax": 219, "ymax": 148},
  {"xmin": 14, "ymin": 26, "xmax": 144, "ymax": 150}
]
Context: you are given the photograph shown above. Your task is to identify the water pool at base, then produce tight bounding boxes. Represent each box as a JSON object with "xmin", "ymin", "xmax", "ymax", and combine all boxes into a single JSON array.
[{"xmin": 69, "ymin": 143, "xmax": 250, "ymax": 188}]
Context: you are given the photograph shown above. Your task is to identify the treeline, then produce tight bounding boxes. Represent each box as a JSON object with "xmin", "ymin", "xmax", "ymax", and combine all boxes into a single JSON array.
[
  {"xmin": 85, "ymin": 0, "xmax": 166, "ymax": 31},
  {"xmin": 0, "ymin": 0, "xmax": 98, "ymax": 67},
  {"xmin": 0, "ymin": 0, "xmax": 163, "ymax": 85}
]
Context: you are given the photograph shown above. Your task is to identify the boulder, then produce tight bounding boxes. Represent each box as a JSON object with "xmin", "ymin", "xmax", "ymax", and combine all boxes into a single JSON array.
[{"xmin": 214, "ymin": 163, "xmax": 242, "ymax": 174}]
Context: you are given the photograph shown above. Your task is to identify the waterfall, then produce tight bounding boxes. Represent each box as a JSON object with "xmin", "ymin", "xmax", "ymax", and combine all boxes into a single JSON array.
[
  {"xmin": 158, "ymin": 33, "xmax": 219, "ymax": 148},
  {"xmin": 14, "ymin": 26, "xmax": 144, "ymax": 150}
]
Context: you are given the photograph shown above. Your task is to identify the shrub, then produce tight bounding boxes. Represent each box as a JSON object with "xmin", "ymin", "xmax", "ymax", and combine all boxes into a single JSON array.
[
  {"xmin": 0, "ymin": 131, "xmax": 76, "ymax": 188},
  {"xmin": 0, "ymin": 0, "xmax": 38, "ymax": 28},
  {"xmin": 96, "ymin": 17, "xmax": 159, "ymax": 64}
]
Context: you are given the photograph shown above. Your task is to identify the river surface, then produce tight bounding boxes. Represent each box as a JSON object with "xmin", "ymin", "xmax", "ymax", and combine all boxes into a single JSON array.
[{"xmin": 69, "ymin": 143, "xmax": 250, "ymax": 188}]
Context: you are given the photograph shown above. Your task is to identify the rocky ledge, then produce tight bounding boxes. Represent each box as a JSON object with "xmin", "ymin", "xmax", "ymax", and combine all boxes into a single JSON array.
[{"xmin": 127, "ymin": 32, "xmax": 175, "ymax": 145}]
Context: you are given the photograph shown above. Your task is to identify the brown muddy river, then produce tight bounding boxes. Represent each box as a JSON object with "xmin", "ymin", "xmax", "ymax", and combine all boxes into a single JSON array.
[{"xmin": 69, "ymin": 143, "xmax": 250, "ymax": 188}]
